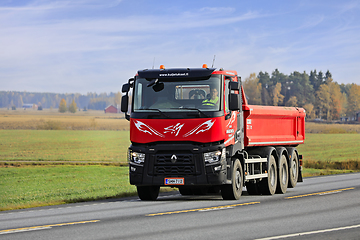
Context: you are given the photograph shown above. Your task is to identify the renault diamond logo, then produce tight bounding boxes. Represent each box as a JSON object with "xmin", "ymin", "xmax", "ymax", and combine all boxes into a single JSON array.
[{"xmin": 171, "ymin": 154, "xmax": 177, "ymax": 163}]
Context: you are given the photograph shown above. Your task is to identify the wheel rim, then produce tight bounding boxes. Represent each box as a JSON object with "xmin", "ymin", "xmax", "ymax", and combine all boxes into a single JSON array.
[
  {"xmin": 281, "ymin": 164, "xmax": 287, "ymax": 185},
  {"xmin": 291, "ymin": 159, "xmax": 297, "ymax": 178},
  {"xmin": 235, "ymin": 170, "xmax": 241, "ymax": 190},
  {"xmin": 270, "ymin": 164, "xmax": 276, "ymax": 186}
]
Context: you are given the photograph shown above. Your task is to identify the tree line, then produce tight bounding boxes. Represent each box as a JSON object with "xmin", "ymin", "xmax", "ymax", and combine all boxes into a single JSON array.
[
  {"xmin": 243, "ymin": 69, "xmax": 360, "ymax": 120},
  {"xmin": 0, "ymin": 91, "xmax": 122, "ymax": 111},
  {"xmin": 1, "ymin": 69, "xmax": 359, "ymax": 120}
]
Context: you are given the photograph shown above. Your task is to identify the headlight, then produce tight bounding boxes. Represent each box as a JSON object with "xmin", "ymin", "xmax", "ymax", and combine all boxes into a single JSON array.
[
  {"xmin": 204, "ymin": 149, "xmax": 225, "ymax": 164},
  {"xmin": 130, "ymin": 151, "xmax": 145, "ymax": 164}
]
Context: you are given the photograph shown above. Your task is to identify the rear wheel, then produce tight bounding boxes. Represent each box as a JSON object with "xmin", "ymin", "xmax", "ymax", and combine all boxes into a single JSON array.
[
  {"xmin": 260, "ymin": 155, "xmax": 277, "ymax": 195},
  {"xmin": 288, "ymin": 151, "xmax": 299, "ymax": 188},
  {"xmin": 137, "ymin": 186, "xmax": 160, "ymax": 201},
  {"xmin": 221, "ymin": 159, "xmax": 243, "ymax": 200},
  {"xmin": 276, "ymin": 154, "xmax": 288, "ymax": 194}
]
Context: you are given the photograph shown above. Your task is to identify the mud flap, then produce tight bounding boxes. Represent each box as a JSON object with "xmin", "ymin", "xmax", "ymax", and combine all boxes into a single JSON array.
[
  {"xmin": 298, "ymin": 166, "xmax": 303, "ymax": 182},
  {"xmin": 298, "ymin": 154, "xmax": 303, "ymax": 182}
]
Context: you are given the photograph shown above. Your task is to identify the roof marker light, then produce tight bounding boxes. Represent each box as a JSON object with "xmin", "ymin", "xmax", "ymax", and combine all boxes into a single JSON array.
[
  {"xmin": 202, "ymin": 64, "xmax": 208, "ymax": 68},
  {"xmin": 160, "ymin": 65, "xmax": 165, "ymax": 69}
]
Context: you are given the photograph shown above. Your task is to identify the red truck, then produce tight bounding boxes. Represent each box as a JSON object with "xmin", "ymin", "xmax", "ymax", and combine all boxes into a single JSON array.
[{"xmin": 121, "ymin": 65, "xmax": 305, "ymax": 200}]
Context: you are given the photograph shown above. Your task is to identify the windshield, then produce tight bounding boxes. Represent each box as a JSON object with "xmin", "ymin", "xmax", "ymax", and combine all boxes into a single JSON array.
[{"xmin": 133, "ymin": 76, "xmax": 222, "ymax": 112}]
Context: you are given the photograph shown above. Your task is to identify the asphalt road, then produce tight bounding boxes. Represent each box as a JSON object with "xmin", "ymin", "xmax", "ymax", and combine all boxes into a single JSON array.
[{"xmin": 1, "ymin": 173, "xmax": 359, "ymax": 240}]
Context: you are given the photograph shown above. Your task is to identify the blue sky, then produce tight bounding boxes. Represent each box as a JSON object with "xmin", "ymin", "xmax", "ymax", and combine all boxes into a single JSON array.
[{"xmin": 1, "ymin": 0, "xmax": 359, "ymax": 94}]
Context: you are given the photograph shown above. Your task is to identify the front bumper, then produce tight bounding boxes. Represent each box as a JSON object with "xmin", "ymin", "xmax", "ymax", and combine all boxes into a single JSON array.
[{"xmin": 128, "ymin": 142, "xmax": 228, "ymax": 186}]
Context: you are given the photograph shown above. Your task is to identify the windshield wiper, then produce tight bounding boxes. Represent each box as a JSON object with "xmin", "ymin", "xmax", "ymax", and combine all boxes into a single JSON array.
[
  {"xmin": 171, "ymin": 107, "xmax": 210, "ymax": 118},
  {"xmin": 145, "ymin": 108, "xmax": 171, "ymax": 118}
]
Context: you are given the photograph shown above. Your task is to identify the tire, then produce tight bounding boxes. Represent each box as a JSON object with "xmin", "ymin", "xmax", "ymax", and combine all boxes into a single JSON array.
[
  {"xmin": 137, "ymin": 186, "xmax": 160, "ymax": 201},
  {"xmin": 208, "ymin": 186, "xmax": 221, "ymax": 194},
  {"xmin": 178, "ymin": 187, "xmax": 193, "ymax": 196},
  {"xmin": 221, "ymin": 159, "xmax": 243, "ymax": 200},
  {"xmin": 260, "ymin": 155, "xmax": 277, "ymax": 195},
  {"xmin": 288, "ymin": 150, "xmax": 299, "ymax": 188},
  {"xmin": 276, "ymin": 154, "xmax": 289, "ymax": 194},
  {"xmin": 192, "ymin": 187, "xmax": 208, "ymax": 195}
]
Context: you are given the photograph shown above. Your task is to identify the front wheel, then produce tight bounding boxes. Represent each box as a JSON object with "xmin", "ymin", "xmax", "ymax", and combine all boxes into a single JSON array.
[
  {"xmin": 178, "ymin": 187, "xmax": 193, "ymax": 195},
  {"xmin": 221, "ymin": 159, "xmax": 243, "ymax": 200},
  {"xmin": 137, "ymin": 186, "xmax": 160, "ymax": 201}
]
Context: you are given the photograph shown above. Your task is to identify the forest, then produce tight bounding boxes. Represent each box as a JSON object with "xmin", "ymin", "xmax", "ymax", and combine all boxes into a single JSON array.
[
  {"xmin": 1, "ymin": 69, "xmax": 360, "ymax": 120},
  {"xmin": 243, "ymin": 69, "xmax": 360, "ymax": 120}
]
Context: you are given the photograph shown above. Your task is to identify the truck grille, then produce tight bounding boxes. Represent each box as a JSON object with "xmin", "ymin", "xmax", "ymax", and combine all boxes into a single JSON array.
[
  {"xmin": 154, "ymin": 166, "xmax": 195, "ymax": 175},
  {"xmin": 151, "ymin": 152, "xmax": 198, "ymax": 176},
  {"xmin": 155, "ymin": 154, "xmax": 193, "ymax": 164}
]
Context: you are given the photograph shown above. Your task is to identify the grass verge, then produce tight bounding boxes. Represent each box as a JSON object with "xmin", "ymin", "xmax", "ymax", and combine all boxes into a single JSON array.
[
  {"xmin": 302, "ymin": 168, "xmax": 359, "ymax": 178},
  {"xmin": 0, "ymin": 165, "xmax": 136, "ymax": 211}
]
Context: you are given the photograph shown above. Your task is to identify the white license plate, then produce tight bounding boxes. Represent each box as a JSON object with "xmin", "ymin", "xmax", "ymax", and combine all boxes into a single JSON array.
[{"xmin": 164, "ymin": 178, "xmax": 184, "ymax": 185}]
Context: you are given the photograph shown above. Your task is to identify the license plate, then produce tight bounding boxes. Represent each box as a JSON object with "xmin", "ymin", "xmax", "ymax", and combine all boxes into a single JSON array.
[{"xmin": 164, "ymin": 178, "xmax": 184, "ymax": 185}]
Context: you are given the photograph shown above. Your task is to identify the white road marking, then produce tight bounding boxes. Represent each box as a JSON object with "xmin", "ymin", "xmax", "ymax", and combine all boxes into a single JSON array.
[{"xmin": 255, "ymin": 224, "xmax": 360, "ymax": 240}]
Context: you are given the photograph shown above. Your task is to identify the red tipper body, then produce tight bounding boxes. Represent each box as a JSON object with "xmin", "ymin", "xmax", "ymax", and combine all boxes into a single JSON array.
[{"xmin": 243, "ymin": 105, "xmax": 305, "ymax": 147}]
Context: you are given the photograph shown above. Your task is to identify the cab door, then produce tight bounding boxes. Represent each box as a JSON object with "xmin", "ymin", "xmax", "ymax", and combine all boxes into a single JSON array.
[{"xmin": 224, "ymin": 76, "xmax": 236, "ymax": 146}]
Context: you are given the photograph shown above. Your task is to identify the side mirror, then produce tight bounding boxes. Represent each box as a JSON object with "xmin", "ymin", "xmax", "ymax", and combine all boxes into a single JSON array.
[
  {"xmin": 121, "ymin": 95, "xmax": 128, "ymax": 113},
  {"xmin": 229, "ymin": 93, "xmax": 240, "ymax": 111},
  {"xmin": 122, "ymin": 83, "xmax": 130, "ymax": 93},
  {"xmin": 230, "ymin": 81, "xmax": 240, "ymax": 91}
]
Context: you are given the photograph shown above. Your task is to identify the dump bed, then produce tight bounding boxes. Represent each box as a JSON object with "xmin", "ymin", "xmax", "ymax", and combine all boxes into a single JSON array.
[{"xmin": 243, "ymin": 104, "xmax": 305, "ymax": 147}]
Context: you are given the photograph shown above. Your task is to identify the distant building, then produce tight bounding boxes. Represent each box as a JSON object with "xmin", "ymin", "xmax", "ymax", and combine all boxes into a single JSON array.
[
  {"xmin": 340, "ymin": 116, "xmax": 349, "ymax": 122},
  {"xmin": 340, "ymin": 112, "xmax": 360, "ymax": 122},
  {"xmin": 22, "ymin": 104, "xmax": 37, "ymax": 109},
  {"xmin": 104, "ymin": 105, "xmax": 118, "ymax": 113}
]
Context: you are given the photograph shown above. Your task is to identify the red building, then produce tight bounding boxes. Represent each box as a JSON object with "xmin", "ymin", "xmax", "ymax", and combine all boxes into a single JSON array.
[{"xmin": 104, "ymin": 105, "xmax": 118, "ymax": 113}]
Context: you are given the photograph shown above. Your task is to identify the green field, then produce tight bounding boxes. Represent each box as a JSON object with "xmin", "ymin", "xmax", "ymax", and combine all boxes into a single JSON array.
[
  {"xmin": 297, "ymin": 133, "xmax": 360, "ymax": 162},
  {"xmin": 0, "ymin": 130, "xmax": 130, "ymax": 163}
]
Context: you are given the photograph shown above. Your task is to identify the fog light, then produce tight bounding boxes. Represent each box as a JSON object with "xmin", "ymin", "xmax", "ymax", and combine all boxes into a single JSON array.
[{"xmin": 214, "ymin": 165, "xmax": 222, "ymax": 171}]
